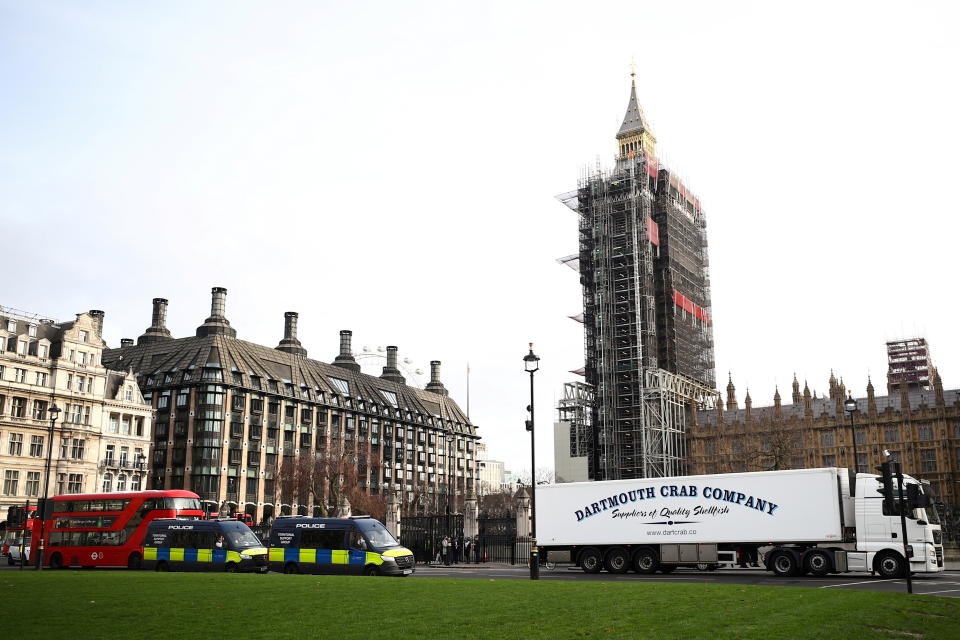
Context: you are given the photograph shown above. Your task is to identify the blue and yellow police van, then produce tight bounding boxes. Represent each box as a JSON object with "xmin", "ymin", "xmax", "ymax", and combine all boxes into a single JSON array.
[
  {"xmin": 268, "ymin": 516, "xmax": 415, "ymax": 576},
  {"xmin": 142, "ymin": 519, "xmax": 268, "ymax": 573}
]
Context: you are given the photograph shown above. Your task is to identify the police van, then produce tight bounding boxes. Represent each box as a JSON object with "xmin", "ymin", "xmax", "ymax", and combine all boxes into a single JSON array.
[
  {"xmin": 268, "ymin": 516, "xmax": 415, "ymax": 576},
  {"xmin": 142, "ymin": 519, "xmax": 268, "ymax": 573}
]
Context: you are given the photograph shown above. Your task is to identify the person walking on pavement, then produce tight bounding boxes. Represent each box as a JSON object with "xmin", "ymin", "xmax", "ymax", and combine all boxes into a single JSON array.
[
  {"xmin": 473, "ymin": 535, "xmax": 481, "ymax": 563},
  {"xmin": 441, "ymin": 535, "xmax": 450, "ymax": 565},
  {"xmin": 464, "ymin": 536, "xmax": 472, "ymax": 563}
]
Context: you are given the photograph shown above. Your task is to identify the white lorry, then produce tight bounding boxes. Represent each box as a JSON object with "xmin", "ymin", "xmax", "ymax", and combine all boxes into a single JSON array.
[{"xmin": 536, "ymin": 467, "xmax": 944, "ymax": 578}]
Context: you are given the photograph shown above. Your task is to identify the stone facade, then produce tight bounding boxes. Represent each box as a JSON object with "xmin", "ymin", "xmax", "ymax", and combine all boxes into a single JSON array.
[
  {"xmin": 688, "ymin": 372, "xmax": 960, "ymax": 539},
  {"xmin": 0, "ymin": 307, "xmax": 151, "ymax": 514}
]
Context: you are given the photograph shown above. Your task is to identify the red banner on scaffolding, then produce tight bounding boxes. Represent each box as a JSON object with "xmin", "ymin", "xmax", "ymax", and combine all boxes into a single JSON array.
[
  {"xmin": 673, "ymin": 289, "xmax": 711, "ymax": 325},
  {"xmin": 644, "ymin": 150, "xmax": 658, "ymax": 179},
  {"xmin": 646, "ymin": 216, "xmax": 660, "ymax": 246}
]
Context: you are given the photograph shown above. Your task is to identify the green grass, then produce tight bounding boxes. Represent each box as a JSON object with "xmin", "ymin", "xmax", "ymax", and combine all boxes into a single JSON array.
[{"xmin": 3, "ymin": 571, "xmax": 958, "ymax": 639}]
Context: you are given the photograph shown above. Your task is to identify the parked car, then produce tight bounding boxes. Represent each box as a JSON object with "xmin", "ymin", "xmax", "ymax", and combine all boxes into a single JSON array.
[{"xmin": 7, "ymin": 538, "xmax": 30, "ymax": 565}]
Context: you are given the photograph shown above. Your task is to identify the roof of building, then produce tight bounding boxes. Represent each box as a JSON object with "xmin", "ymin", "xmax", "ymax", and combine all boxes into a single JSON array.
[
  {"xmin": 700, "ymin": 388, "xmax": 960, "ymax": 426},
  {"xmin": 102, "ymin": 334, "xmax": 474, "ymax": 435}
]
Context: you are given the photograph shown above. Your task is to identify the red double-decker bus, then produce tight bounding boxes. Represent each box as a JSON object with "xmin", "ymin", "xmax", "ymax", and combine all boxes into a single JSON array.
[{"xmin": 31, "ymin": 490, "xmax": 204, "ymax": 569}]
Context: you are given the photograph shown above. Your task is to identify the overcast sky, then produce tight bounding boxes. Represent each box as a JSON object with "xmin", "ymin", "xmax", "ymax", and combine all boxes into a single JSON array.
[{"xmin": 2, "ymin": 1, "xmax": 958, "ymax": 477}]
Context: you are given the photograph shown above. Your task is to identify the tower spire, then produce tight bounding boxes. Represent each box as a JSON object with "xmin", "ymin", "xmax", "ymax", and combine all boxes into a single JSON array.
[{"xmin": 616, "ymin": 72, "xmax": 656, "ymax": 158}]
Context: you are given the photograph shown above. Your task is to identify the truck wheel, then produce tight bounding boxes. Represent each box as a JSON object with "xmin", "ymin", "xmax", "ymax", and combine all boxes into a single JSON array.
[
  {"xmin": 770, "ymin": 551, "xmax": 799, "ymax": 577},
  {"xmin": 874, "ymin": 551, "xmax": 906, "ymax": 578},
  {"xmin": 580, "ymin": 548, "xmax": 603, "ymax": 574},
  {"xmin": 604, "ymin": 547, "xmax": 630, "ymax": 574},
  {"xmin": 804, "ymin": 550, "xmax": 832, "ymax": 577},
  {"xmin": 632, "ymin": 548, "xmax": 659, "ymax": 575}
]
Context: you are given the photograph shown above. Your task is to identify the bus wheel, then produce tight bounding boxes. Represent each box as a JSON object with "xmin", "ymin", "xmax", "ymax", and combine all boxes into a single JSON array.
[
  {"xmin": 155, "ymin": 561, "xmax": 169, "ymax": 572},
  {"xmin": 363, "ymin": 565, "xmax": 379, "ymax": 576},
  {"xmin": 283, "ymin": 562, "xmax": 299, "ymax": 575},
  {"xmin": 49, "ymin": 553, "xmax": 63, "ymax": 570},
  {"xmin": 225, "ymin": 562, "xmax": 238, "ymax": 573},
  {"xmin": 127, "ymin": 553, "xmax": 142, "ymax": 570}
]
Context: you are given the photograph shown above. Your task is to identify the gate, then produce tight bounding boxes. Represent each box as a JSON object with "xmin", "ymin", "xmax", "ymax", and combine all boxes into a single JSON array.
[
  {"xmin": 477, "ymin": 517, "xmax": 518, "ymax": 564},
  {"xmin": 399, "ymin": 514, "xmax": 463, "ymax": 563}
]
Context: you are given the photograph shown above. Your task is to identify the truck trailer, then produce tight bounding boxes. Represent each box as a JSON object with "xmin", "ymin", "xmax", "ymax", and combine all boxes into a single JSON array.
[{"xmin": 536, "ymin": 467, "xmax": 944, "ymax": 578}]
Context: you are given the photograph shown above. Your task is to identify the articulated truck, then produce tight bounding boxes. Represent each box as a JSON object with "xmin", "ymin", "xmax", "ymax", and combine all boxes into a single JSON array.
[{"xmin": 536, "ymin": 467, "xmax": 944, "ymax": 578}]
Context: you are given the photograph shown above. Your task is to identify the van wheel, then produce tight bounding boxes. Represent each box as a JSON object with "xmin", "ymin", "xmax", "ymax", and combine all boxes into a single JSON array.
[
  {"xmin": 49, "ymin": 553, "xmax": 63, "ymax": 570},
  {"xmin": 363, "ymin": 565, "xmax": 379, "ymax": 576},
  {"xmin": 6, "ymin": 556, "xmax": 13, "ymax": 566},
  {"xmin": 802, "ymin": 549, "xmax": 832, "ymax": 576},
  {"xmin": 604, "ymin": 547, "xmax": 630, "ymax": 574},
  {"xmin": 283, "ymin": 562, "xmax": 299, "ymax": 575},
  {"xmin": 127, "ymin": 553, "xmax": 142, "ymax": 570},
  {"xmin": 580, "ymin": 547, "xmax": 603, "ymax": 574},
  {"xmin": 155, "ymin": 561, "xmax": 169, "ymax": 572},
  {"xmin": 225, "ymin": 562, "xmax": 238, "ymax": 573},
  {"xmin": 875, "ymin": 551, "xmax": 906, "ymax": 578},
  {"xmin": 632, "ymin": 548, "xmax": 659, "ymax": 574}
]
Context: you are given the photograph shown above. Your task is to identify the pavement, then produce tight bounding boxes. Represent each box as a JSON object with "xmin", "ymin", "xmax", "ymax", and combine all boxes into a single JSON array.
[{"xmin": 424, "ymin": 560, "xmax": 960, "ymax": 571}]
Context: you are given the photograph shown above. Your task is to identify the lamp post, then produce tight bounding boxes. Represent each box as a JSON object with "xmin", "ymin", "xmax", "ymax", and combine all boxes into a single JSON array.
[
  {"xmin": 524, "ymin": 343, "xmax": 540, "ymax": 580},
  {"xmin": 37, "ymin": 403, "xmax": 60, "ymax": 570},
  {"xmin": 843, "ymin": 393, "xmax": 860, "ymax": 474}
]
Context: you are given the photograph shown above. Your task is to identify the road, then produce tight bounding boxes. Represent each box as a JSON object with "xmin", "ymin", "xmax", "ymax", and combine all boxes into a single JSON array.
[
  {"xmin": 4, "ymin": 560, "xmax": 958, "ymax": 598},
  {"xmin": 415, "ymin": 564, "xmax": 960, "ymax": 598}
]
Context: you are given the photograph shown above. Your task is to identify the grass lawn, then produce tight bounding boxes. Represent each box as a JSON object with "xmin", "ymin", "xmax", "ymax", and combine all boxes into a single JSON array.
[{"xmin": 3, "ymin": 571, "xmax": 958, "ymax": 639}]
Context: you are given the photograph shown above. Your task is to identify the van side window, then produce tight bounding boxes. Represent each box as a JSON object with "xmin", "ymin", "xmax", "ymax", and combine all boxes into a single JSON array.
[
  {"xmin": 300, "ymin": 530, "xmax": 346, "ymax": 550},
  {"xmin": 349, "ymin": 531, "xmax": 367, "ymax": 550}
]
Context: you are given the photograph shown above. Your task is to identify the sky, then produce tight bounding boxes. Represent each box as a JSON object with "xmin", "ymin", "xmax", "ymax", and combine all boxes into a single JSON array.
[{"xmin": 2, "ymin": 1, "xmax": 958, "ymax": 478}]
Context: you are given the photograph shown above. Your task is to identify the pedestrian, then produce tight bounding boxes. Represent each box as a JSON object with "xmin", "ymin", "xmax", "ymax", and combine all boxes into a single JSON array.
[
  {"xmin": 452, "ymin": 537, "xmax": 460, "ymax": 564},
  {"xmin": 441, "ymin": 535, "xmax": 450, "ymax": 565},
  {"xmin": 473, "ymin": 535, "xmax": 481, "ymax": 563},
  {"xmin": 464, "ymin": 536, "xmax": 472, "ymax": 563},
  {"xmin": 435, "ymin": 538, "xmax": 442, "ymax": 564}
]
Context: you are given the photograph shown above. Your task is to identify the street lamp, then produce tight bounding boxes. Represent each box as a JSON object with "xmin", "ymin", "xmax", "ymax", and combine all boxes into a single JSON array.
[
  {"xmin": 523, "ymin": 343, "xmax": 540, "ymax": 580},
  {"xmin": 37, "ymin": 403, "xmax": 60, "ymax": 570},
  {"xmin": 844, "ymin": 392, "xmax": 860, "ymax": 474},
  {"xmin": 445, "ymin": 433, "xmax": 454, "ymax": 540}
]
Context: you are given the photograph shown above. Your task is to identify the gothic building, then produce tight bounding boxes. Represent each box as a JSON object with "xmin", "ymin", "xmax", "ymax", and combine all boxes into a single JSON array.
[
  {"xmin": 101, "ymin": 288, "xmax": 478, "ymax": 523},
  {"xmin": 688, "ymin": 371, "xmax": 960, "ymax": 540}
]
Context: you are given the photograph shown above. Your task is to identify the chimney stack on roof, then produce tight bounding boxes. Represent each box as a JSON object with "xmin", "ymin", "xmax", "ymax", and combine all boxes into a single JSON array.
[
  {"xmin": 120, "ymin": 338, "xmax": 134, "ymax": 347},
  {"xmin": 275, "ymin": 311, "xmax": 307, "ymax": 356},
  {"xmin": 88, "ymin": 310, "xmax": 105, "ymax": 337},
  {"xmin": 380, "ymin": 345, "xmax": 406, "ymax": 384},
  {"xmin": 425, "ymin": 360, "xmax": 448, "ymax": 396},
  {"xmin": 196, "ymin": 287, "xmax": 237, "ymax": 338},
  {"xmin": 138, "ymin": 298, "xmax": 173, "ymax": 345},
  {"xmin": 332, "ymin": 330, "xmax": 360, "ymax": 372}
]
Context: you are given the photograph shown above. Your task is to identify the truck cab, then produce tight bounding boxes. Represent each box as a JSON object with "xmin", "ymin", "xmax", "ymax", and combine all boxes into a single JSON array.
[{"xmin": 849, "ymin": 472, "xmax": 944, "ymax": 576}]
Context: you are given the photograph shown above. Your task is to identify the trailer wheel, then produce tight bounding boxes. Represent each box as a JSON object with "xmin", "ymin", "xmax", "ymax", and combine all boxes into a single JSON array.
[
  {"xmin": 604, "ymin": 547, "xmax": 630, "ymax": 574},
  {"xmin": 874, "ymin": 551, "xmax": 906, "ymax": 579},
  {"xmin": 580, "ymin": 547, "xmax": 603, "ymax": 574},
  {"xmin": 803, "ymin": 549, "xmax": 832, "ymax": 577},
  {"xmin": 632, "ymin": 548, "xmax": 659, "ymax": 574},
  {"xmin": 770, "ymin": 550, "xmax": 799, "ymax": 577}
]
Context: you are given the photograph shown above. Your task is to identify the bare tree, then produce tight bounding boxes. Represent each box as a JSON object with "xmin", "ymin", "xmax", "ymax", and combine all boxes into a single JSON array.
[{"xmin": 277, "ymin": 445, "xmax": 386, "ymax": 520}]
